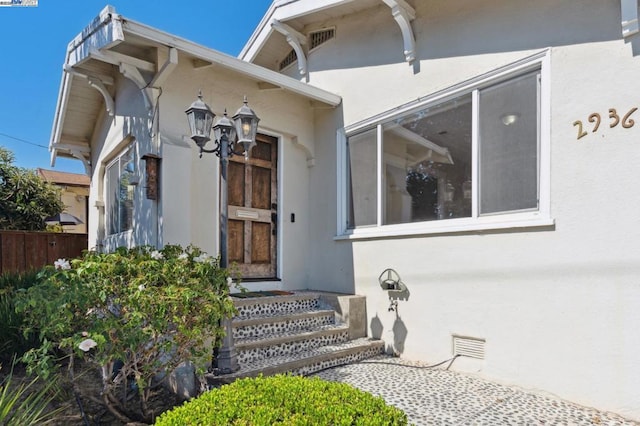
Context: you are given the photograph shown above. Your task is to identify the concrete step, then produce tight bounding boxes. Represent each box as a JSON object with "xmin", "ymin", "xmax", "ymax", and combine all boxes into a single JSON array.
[
  {"xmin": 232, "ymin": 309, "xmax": 336, "ymax": 340},
  {"xmin": 236, "ymin": 324, "xmax": 349, "ymax": 365},
  {"xmin": 207, "ymin": 338, "xmax": 385, "ymax": 386}
]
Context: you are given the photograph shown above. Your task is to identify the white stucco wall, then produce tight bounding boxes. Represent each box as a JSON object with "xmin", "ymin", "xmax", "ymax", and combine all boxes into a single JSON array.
[
  {"xmin": 154, "ymin": 58, "xmax": 320, "ymax": 289},
  {"xmin": 87, "ymin": 75, "xmax": 158, "ymax": 252},
  {"xmin": 87, "ymin": 54, "xmax": 322, "ymax": 289},
  {"xmin": 80, "ymin": 0, "xmax": 640, "ymax": 417},
  {"xmin": 296, "ymin": 0, "xmax": 640, "ymax": 419}
]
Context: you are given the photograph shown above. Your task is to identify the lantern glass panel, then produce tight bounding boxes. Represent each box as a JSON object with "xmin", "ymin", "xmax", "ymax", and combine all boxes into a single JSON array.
[
  {"xmin": 214, "ymin": 117, "xmax": 237, "ymax": 144},
  {"xmin": 236, "ymin": 116, "xmax": 258, "ymax": 144}
]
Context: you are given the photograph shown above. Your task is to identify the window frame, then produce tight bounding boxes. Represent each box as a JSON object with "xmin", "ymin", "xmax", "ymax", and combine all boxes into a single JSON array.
[
  {"xmin": 336, "ymin": 50, "xmax": 552, "ymax": 240},
  {"xmin": 105, "ymin": 144, "xmax": 136, "ymax": 236}
]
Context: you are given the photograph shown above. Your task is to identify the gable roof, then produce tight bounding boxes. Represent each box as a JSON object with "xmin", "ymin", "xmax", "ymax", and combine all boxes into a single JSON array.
[
  {"xmin": 37, "ymin": 168, "xmax": 90, "ymax": 186},
  {"xmin": 239, "ymin": 0, "xmax": 380, "ymax": 68},
  {"xmin": 49, "ymin": 5, "xmax": 341, "ymax": 172}
]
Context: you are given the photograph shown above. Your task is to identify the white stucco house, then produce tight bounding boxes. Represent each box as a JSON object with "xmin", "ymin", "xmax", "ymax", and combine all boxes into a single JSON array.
[{"xmin": 49, "ymin": 0, "xmax": 640, "ymax": 420}]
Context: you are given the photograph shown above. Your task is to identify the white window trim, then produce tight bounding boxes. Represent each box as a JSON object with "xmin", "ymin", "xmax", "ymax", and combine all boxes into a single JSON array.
[
  {"xmin": 105, "ymin": 144, "xmax": 136, "ymax": 237},
  {"xmin": 336, "ymin": 49, "xmax": 552, "ymax": 240}
]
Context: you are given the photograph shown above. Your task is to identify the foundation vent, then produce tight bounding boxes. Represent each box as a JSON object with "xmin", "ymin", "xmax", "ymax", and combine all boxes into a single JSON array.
[
  {"xmin": 452, "ymin": 335, "xmax": 485, "ymax": 360},
  {"xmin": 310, "ymin": 28, "xmax": 335, "ymax": 50},
  {"xmin": 279, "ymin": 49, "xmax": 297, "ymax": 71}
]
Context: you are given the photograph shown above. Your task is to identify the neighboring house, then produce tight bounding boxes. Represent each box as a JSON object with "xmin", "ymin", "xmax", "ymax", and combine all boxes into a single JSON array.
[
  {"xmin": 37, "ymin": 168, "xmax": 89, "ymax": 234},
  {"xmin": 48, "ymin": 1, "xmax": 640, "ymax": 420}
]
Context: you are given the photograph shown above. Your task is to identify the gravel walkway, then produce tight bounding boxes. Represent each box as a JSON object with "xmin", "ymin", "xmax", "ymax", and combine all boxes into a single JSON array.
[{"xmin": 312, "ymin": 356, "xmax": 638, "ymax": 426}]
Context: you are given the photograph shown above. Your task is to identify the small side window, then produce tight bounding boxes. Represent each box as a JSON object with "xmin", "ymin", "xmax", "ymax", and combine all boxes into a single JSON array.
[{"xmin": 106, "ymin": 145, "xmax": 135, "ymax": 235}]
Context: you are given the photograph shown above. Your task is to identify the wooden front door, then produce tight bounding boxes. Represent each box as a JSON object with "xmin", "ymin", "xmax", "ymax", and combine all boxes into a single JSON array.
[{"xmin": 227, "ymin": 134, "xmax": 278, "ymax": 279}]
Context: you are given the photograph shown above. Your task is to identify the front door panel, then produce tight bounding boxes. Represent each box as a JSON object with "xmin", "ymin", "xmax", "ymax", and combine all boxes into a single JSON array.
[{"xmin": 227, "ymin": 134, "xmax": 278, "ymax": 279}]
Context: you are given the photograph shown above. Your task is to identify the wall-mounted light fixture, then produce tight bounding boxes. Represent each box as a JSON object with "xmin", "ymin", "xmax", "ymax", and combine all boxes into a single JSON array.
[
  {"xmin": 378, "ymin": 268, "xmax": 410, "ymax": 312},
  {"xmin": 141, "ymin": 154, "xmax": 161, "ymax": 200}
]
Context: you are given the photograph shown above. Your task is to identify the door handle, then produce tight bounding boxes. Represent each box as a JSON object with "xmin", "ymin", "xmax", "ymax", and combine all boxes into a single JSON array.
[{"xmin": 271, "ymin": 212, "xmax": 277, "ymax": 235}]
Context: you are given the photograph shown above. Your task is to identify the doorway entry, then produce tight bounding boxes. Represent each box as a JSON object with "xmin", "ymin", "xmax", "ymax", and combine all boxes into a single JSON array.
[{"xmin": 227, "ymin": 134, "xmax": 278, "ymax": 279}]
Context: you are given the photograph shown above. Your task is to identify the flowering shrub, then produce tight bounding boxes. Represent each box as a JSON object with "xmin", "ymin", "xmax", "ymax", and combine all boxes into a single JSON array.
[
  {"xmin": 53, "ymin": 258, "xmax": 70, "ymax": 270},
  {"xmin": 15, "ymin": 245, "xmax": 236, "ymax": 424}
]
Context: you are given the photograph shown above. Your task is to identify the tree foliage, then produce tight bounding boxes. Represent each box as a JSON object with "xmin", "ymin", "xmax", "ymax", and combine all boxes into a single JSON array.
[
  {"xmin": 15, "ymin": 245, "xmax": 237, "ymax": 424},
  {"xmin": 0, "ymin": 147, "xmax": 64, "ymax": 231}
]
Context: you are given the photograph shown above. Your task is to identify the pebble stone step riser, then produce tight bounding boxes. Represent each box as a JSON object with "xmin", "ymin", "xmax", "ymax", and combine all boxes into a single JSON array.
[
  {"xmin": 237, "ymin": 330, "xmax": 349, "ymax": 365},
  {"xmin": 234, "ymin": 297, "xmax": 320, "ymax": 319},
  {"xmin": 232, "ymin": 313, "xmax": 335, "ymax": 340},
  {"xmin": 213, "ymin": 294, "xmax": 382, "ymax": 385},
  {"xmin": 208, "ymin": 343, "xmax": 384, "ymax": 386},
  {"xmin": 293, "ymin": 345, "xmax": 383, "ymax": 376}
]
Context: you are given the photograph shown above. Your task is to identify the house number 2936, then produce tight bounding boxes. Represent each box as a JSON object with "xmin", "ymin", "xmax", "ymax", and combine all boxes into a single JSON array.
[{"xmin": 573, "ymin": 107, "xmax": 638, "ymax": 140}]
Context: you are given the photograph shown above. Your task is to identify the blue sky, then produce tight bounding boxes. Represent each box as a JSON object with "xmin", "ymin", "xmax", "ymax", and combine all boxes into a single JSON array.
[{"xmin": 0, "ymin": 0, "xmax": 272, "ymax": 174}]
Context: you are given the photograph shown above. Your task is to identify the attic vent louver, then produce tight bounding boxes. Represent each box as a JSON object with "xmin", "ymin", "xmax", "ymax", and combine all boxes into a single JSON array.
[
  {"xmin": 452, "ymin": 335, "xmax": 485, "ymax": 360},
  {"xmin": 279, "ymin": 49, "xmax": 297, "ymax": 71},
  {"xmin": 310, "ymin": 28, "xmax": 335, "ymax": 50}
]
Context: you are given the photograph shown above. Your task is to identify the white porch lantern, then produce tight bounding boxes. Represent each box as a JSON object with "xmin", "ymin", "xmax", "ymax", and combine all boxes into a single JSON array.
[
  {"xmin": 232, "ymin": 96, "xmax": 260, "ymax": 159},
  {"xmin": 185, "ymin": 92, "xmax": 215, "ymax": 150}
]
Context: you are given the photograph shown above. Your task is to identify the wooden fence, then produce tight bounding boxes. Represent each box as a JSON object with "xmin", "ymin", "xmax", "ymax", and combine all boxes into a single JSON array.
[{"xmin": 0, "ymin": 231, "xmax": 88, "ymax": 275}]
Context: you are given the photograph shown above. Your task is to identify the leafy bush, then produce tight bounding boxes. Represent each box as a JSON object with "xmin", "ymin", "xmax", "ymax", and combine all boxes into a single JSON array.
[
  {"xmin": 14, "ymin": 245, "xmax": 237, "ymax": 424},
  {"xmin": 0, "ymin": 270, "xmax": 44, "ymax": 361},
  {"xmin": 155, "ymin": 374, "xmax": 408, "ymax": 425}
]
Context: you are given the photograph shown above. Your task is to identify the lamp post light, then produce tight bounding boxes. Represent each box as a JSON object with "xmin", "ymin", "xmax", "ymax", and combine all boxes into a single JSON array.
[
  {"xmin": 185, "ymin": 92, "xmax": 260, "ymax": 374},
  {"xmin": 185, "ymin": 92, "xmax": 260, "ymax": 268}
]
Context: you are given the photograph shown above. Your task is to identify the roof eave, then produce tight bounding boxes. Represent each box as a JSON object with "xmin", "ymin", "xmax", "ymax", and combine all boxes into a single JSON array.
[
  {"xmin": 119, "ymin": 17, "xmax": 341, "ymax": 107},
  {"xmin": 49, "ymin": 5, "xmax": 122, "ymax": 171},
  {"xmin": 239, "ymin": 0, "xmax": 356, "ymax": 62},
  {"xmin": 49, "ymin": 5, "xmax": 342, "ymax": 172}
]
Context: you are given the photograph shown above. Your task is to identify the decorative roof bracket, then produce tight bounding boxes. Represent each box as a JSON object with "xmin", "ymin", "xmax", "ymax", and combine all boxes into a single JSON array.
[
  {"xmin": 621, "ymin": 0, "xmax": 640, "ymax": 38},
  {"xmin": 149, "ymin": 47, "xmax": 178, "ymax": 88},
  {"xmin": 291, "ymin": 136, "xmax": 315, "ymax": 168},
  {"xmin": 116, "ymin": 47, "xmax": 178, "ymax": 112},
  {"xmin": 90, "ymin": 49, "xmax": 155, "ymax": 72},
  {"xmin": 87, "ymin": 77, "xmax": 115, "ymax": 117},
  {"xmin": 68, "ymin": 148, "xmax": 92, "ymax": 175},
  {"xmin": 118, "ymin": 62, "xmax": 154, "ymax": 111},
  {"xmin": 63, "ymin": 65, "xmax": 115, "ymax": 117},
  {"xmin": 272, "ymin": 19, "xmax": 308, "ymax": 76},
  {"xmin": 382, "ymin": 0, "xmax": 417, "ymax": 63},
  {"xmin": 51, "ymin": 143, "xmax": 92, "ymax": 175}
]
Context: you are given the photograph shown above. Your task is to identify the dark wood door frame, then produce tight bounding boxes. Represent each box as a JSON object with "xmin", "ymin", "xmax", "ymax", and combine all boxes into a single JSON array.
[{"xmin": 227, "ymin": 134, "xmax": 278, "ymax": 279}]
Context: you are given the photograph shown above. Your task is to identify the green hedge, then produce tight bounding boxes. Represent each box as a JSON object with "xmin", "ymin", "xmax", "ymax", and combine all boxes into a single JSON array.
[{"xmin": 155, "ymin": 374, "xmax": 408, "ymax": 426}]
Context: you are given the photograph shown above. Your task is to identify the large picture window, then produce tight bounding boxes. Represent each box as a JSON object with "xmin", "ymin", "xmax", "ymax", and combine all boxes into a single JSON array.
[
  {"xmin": 106, "ymin": 145, "xmax": 135, "ymax": 235},
  {"xmin": 340, "ymin": 56, "xmax": 550, "ymax": 238}
]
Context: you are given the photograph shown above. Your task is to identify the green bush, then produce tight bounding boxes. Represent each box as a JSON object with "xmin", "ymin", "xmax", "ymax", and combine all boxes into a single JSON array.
[
  {"xmin": 14, "ymin": 245, "xmax": 237, "ymax": 424},
  {"xmin": 0, "ymin": 270, "xmax": 44, "ymax": 361},
  {"xmin": 155, "ymin": 374, "xmax": 408, "ymax": 426}
]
